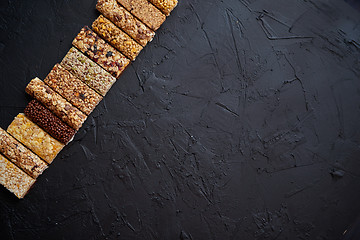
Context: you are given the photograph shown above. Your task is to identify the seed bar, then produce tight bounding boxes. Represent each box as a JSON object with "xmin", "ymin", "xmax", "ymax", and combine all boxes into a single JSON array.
[
  {"xmin": 72, "ymin": 26, "xmax": 130, "ymax": 78},
  {"xmin": 0, "ymin": 127, "xmax": 47, "ymax": 179},
  {"xmin": 92, "ymin": 15, "xmax": 142, "ymax": 61},
  {"xmin": 61, "ymin": 47, "xmax": 117, "ymax": 96},
  {"xmin": 0, "ymin": 154, "xmax": 36, "ymax": 199},
  {"xmin": 7, "ymin": 114, "xmax": 65, "ymax": 164},
  {"xmin": 96, "ymin": 0, "xmax": 155, "ymax": 47},
  {"xmin": 148, "ymin": 0, "xmax": 178, "ymax": 16},
  {"xmin": 44, "ymin": 64, "xmax": 103, "ymax": 115},
  {"xmin": 25, "ymin": 77, "xmax": 87, "ymax": 130},
  {"xmin": 116, "ymin": 0, "xmax": 166, "ymax": 31},
  {"xmin": 24, "ymin": 100, "xmax": 76, "ymax": 144}
]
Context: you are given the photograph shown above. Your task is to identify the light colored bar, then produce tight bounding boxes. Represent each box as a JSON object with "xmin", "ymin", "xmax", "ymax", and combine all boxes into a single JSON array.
[
  {"xmin": 7, "ymin": 113, "xmax": 65, "ymax": 164},
  {"xmin": 117, "ymin": 0, "xmax": 166, "ymax": 30},
  {"xmin": 0, "ymin": 153, "xmax": 36, "ymax": 199}
]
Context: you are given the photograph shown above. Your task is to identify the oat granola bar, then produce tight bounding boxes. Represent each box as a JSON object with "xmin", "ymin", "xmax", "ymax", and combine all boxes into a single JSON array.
[
  {"xmin": 24, "ymin": 100, "xmax": 76, "ymax": 144},
  {"xmin": 72, "ymin": 26, "xmax": 130, "ymax": 78},
  {"xmin": 116, "ymin": 0, "xmax": 166, "ymax": 30},
  {"xmin": 148, "ymin": 0, "xmax": 178, "ymax": 16},
  {"xmin": 61, "ymin": 47, "xmax": 117, "ymax": 95},
  {"xmin": 0, "ymin": 127, "xmax": 47, "ymax": 179},
  {"xmin": 92, "ymin": 15, "xmax": 142, "ymax": 61},
  {"xmin": 0, "ymin": 153, "xmax": 36, "ymax": 199},
  {"xmin": 7, "ymin": 114, "xmax": 65, "ymax": 164},
  {"xmin": 96, "ymin": 0, "xmax": 155, "ymax": 46},
  {"xmin": 44, "ymin": 63, "xmax": 103, "ymax": 115},
  {"xmin": 25, "ymin": 77, "xmax": 87, "ymax": 130}
]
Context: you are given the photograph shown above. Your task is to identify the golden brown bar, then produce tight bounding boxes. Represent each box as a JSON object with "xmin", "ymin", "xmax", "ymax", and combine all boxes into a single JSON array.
[
  {"xmin": 116, "ymin": 0, "xmax": 166, "ymax": 30},
  {"xmin": 72, "ymin": 26, "xmax": 130, "ymax": 78},
  {"xmin": 25, "ymin": 77, "xmax": 87, "ymax": 130},
  {"xmin": 44, "ymin": 64, "xmax": 103, "ymax": 115},
  {"xmin": 96, "ymin": 0, "xmax": 155, "ymax": 46},
  {"xmin": 0, "ymin": 154, "xmax": 36, "ymax": 199},
  {"xmin": 92, "ymin": 15, "xmax": 143, "ymax": 61},
  {"xmin": 61, "ymin": 47, "xmax": 117, "ymax": 96},
  {"xmin": 7, "ymin": 114, "xmax": 65, "ymax": 164},
  {"xmin": 24, "ymin": 100, "xmax": 76, "ymax": 144},
  {"xmin": 148, "ymin": 0, "xmax": 178, "ymax": 16},
  {"xmin": 0, "ymin": 127, "xmax": 47, "ymax": 179}
]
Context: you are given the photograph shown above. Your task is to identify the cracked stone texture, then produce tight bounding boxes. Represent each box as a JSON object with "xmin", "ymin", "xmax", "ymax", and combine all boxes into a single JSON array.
[{"xmin": 0, "ymin": 0, "xmax": 360, "ymax": 239}]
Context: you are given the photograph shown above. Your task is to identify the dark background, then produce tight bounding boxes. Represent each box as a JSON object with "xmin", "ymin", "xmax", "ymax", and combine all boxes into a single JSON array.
[{"xmin": 0, "ymin": 0, "xmax": 360, "ymax": 239}]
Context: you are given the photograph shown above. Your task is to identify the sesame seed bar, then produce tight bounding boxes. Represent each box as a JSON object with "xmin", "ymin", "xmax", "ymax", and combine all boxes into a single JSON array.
[
  {"xmin": 25, "ymin": 77, "xmax": 87, "ymax": 130},
  {"xmin": 61, "ymin": 47, "xmax": 117, "ymax": 96},
  {"xmin": 7, "ymin": 114, "xmax": 65, "ymax": 164},
  {"xmin": 116, "ymin": 0, "xmax": 166, "ymax": 31},
  {"xmin": 96, "ymin": 0, "xmax": 155, "ymax": 47},
  {"xmin": 24, "ymin": 100, "xmax": 76, "ymax": 144},
  {"xmin": 72, "ymin": 26, "xmax": 130, "ymax": 78},
  {"xmin": 44, "ymin": 64, "xmax": 103, "ymax": 115},
  {"xmin": 0, "ymin": 127, "xmax": 47, "ymax": 179},
  {"xmin": 148, "ymin": 0, "xmax": 178, "ymax": 16},
  {"xmin": 0, "ymin": 154, "xmax": 36, "ymax": 199},
  {"xmin": 92, "ymin": 15, "xmax": 143, "ymax": 61}
]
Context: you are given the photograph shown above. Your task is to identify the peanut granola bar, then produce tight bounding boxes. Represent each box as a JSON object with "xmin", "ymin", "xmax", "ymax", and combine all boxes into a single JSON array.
[
  {"xmin": 0, "ymin": 127, "xmax": 48, "ymax": 179},
  {"xmin": 116, "ymin": 0, "xmax": 166, "ymax": 30},
  {"xmin": 96, "ymin": 0, "xmax": 155, "ymax": 46},
  {"xmin": 25, "ymin": 77, "xmax": 87, "ymax": 130}
]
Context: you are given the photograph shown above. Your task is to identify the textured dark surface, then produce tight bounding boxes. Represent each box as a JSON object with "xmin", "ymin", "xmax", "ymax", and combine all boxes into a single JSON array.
[{"xmin": 0, "ymin": 0, "xmax": 360, "ymax": 239}]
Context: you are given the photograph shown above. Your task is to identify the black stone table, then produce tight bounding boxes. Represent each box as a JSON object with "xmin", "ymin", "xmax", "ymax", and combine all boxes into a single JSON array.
[{"xmin": 0, "ymin": 0, "xmax": 359, "ymax": 239}]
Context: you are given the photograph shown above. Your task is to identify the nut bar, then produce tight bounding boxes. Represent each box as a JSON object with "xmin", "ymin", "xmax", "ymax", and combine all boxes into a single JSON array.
[
  {"xmin": 116, "ymin": 0, "xmax": 166, "ymax": 31},
  {"xmin": 92, "ymin": 15, "xmax": 142, "ymax": 61},
  {"xmin": 7, "ymin": 114, "xmax": 65, "ymax": 164},
  {"xmin": 0, "ymin": 127, "xmax": 47, "ymax": 179},
  {"xmin": 24, "ymin": 100, "xmax": 76, "ymax": 144},
  {"xmin": 44, "ymin": 64, "xmax": 103, "ymax": 115},
  {"xmin": 148, "ymin": 0, "xmax": 178, "ymax": 16},
  {"xmin": 25, "ymin": 77, "xmax": 87, "ymax": 130},
  {"xmin": 0, "ymin": 154, "xmax": 36, "ymax": 199},
  {"xmin": 72, "ymin": 26, "xmax": 130, "ymax": 78},
  {"xmin": 96, "ymin": 0, "xmax": 155, "ymax": 47},
  {"xmin": 61, "ymin": 47, "xmax": 117, "ymax": 96}
]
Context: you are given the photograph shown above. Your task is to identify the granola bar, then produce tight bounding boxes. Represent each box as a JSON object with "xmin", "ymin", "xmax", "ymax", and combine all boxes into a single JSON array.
[
  {"xmin": 96, "ymin": 0, "xmax": 155, "ymax": 46},
  {"xmin": 0, "ymin": 127, "xmax": 47, "ymax": 179},
  {"xmin": 0, "ymin": 153, "xmax": 36, "ymax": 199},
  {"xmin": 25, "ymin": 77, "xmax": 87, "ymax": 130},
  {"xmin": 72, "ymin": 26, "xmax": 130, "ymax": 78},
  {"xmin": 44, "ymin": 63, "xmax": 103, "ymax": 115},
  {"xmin": 61, "ymin": 47, "xmax": 117, "ymax": 96},
  {"xmin": 24, "ymin": 100, "xmax": 76, "ymax": 144},
  {"xmin": 92, "ymin": 15, "xmax": 143, "ymax": 61},
  {"xmin": 148, "ymin": 0, "xmax": 178, "ymax": 16},
  {"xmin": 116, "ymin": 0, "xmax": 166, "ymax": 30},
  {"xmin": 7, "ymin": 114, "xmax": 65, "ymax": 164}
]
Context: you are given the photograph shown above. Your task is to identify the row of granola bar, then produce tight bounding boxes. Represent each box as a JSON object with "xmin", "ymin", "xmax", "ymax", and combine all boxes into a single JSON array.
[{"xmin": 0, "ymin": 0, "xmax": 178, "ymax": 199}]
